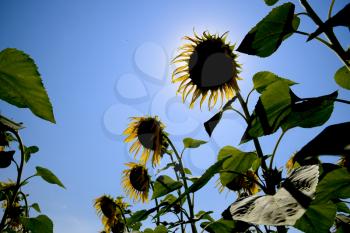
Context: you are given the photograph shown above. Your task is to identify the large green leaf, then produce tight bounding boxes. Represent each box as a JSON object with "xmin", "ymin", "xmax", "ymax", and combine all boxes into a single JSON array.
[
  {"xmin": 200, "ymin": 219, "xmax": 235, "ymax": 233},
  {"xmin": 21, "ymin": 215, "xmax": 53, "ymax": 233},
  {"xmin": 294, "ymin": 202, "xmax": 337, "ymax": 233},
  {"xmin": 334, "ymin": 66, "xmax": 350, "ymax": 90},
  {"xmin": 151, "ymin": 175, "xmax": 182, "ymax": 200},
  {"xmin": 242, "ymin": 80, "xmax": 291, "ymax": 143},
  {"xmin": 237, "ymin": 3, "xmax": 296, "ymax": 57},
  {"xmin": 36, "ymin": 166, "xmax": 65, "ymax": 189},
  {"xmin": 153, "ymin": 225, "xmax": 168, "ymax": 233},
  {"xmin": 281, "ymin": 91, "xmax": 337, "ymax": 131},
  {"xmin": 253, "ymin": 71, "xmax": 296, "ymax": 93},
  {"xmin": 183, "ymin": 137, "xmax": 207, "ymax": 149},
  {"xmin": 217, "ymin": 146, "xmax": 258, "ymax": 186},
  {"xmin": 0, "ymin": 48, "xmax": 55, "ymax": 123},
  {"xmin": 293, "ymin": 122, "xmax": 350, "ymax": 165},
  {"xmin": 315, "ymin": 168, "xmax": 350, "ymax": 203}
]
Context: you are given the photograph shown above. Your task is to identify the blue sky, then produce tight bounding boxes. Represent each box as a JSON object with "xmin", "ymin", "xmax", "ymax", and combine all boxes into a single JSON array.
[{"xmin": 1, "ymin": 0, "xmax": 350, "ymax": 232}]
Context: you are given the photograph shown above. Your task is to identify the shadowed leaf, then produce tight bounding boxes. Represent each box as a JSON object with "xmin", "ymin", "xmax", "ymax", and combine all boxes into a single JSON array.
[
  {"xmin": 281, "ymin": 91, "xmax": 337, "ymax": 131},
  {"xmin": 294, "ymin": 202, "xmax": 337, "ymax": 233},
  {"xmin": 293, "ymin": 122, "xmax": 350, "ymax": 165},
  {"xmin": 237, "ymin": 3, "xmax": 296, "ymax": 57},
  {"xmin": 21, "ymin": 215, "xmax": 53, "ymax": 233}
]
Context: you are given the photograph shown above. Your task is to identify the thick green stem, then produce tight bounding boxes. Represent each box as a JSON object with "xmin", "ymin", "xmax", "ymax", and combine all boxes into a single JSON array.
[
  {"xmin": 164, "ymin": 135, "xmax": 197, "ymax": 233},
  {"xmin": 300, "ymin": 0, "xmax": 350, "ymax": 68},
  {"xmin": 0, "ymin": 129, "xmax": 25, "ymax": 231}
]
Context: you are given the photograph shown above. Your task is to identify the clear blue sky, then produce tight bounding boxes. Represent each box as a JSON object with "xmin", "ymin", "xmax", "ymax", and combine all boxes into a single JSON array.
[{"xmin": 1, "ymin": 0, "xmax": 349, "ymax": 232}]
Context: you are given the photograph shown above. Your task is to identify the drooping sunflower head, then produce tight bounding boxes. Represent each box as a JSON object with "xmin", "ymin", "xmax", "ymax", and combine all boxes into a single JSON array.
[
  {"xmin": 217, "ymin": 170, "xmax": 259, "ymax": 195},
  {"xmin": 122, "ymin": 162, "xmax": 150, "ymax": 203},
  {"xmin": 94, "ymin": 195, "xmax": 129, "ymax": 233},
  {"xmin": 124, "ymin": 116, "xmax": 167, "ymax": 167},
  {"xmin": 172, "ymin": 31, "xmax": 241, "ymax": 110}
]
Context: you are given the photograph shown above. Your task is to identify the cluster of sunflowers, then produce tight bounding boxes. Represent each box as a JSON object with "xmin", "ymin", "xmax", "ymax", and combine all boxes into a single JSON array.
[{"xmin": 94, "ymin": 31, "xmax": 262, "ymax": 233}]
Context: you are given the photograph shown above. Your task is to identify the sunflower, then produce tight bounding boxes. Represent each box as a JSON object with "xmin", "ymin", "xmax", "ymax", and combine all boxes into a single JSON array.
[
  {"xmin": 122, "ymin": 162, "xmax": 150, "ymax": 203},
  {"xmin": 94, "ymin": 195, "xmax": 129, "ymax": 233},
  {"xmin": 124, "ymin": 116, "xmax": 167, "ymax": 167},
  {"xmin": 172, "ymin": 31, "xmax": 241, "ymax": 109},
  {"xmin": 217, "ymin": 170, "xmax": 259, "ymax": 195},
  {"xmin": 286, "ymin": 154, "xmax": 300, "ymax": 173}
]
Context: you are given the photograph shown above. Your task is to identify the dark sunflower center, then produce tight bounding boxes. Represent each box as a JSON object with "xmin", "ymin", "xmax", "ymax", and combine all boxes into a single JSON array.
[
  {"xmin": 188, "ymin": 38, "xmax": 236, "ymax": 89},
  {"xmin": 100, "ymin": 197, "xmax": 116, "ymax": 218},
  {"xmin": 130, "ymin": 166, "xmax": 149, "ymax": 192},
  {"xmin": 137, "ymin": 119, "xmax": 161, "ymax": 150}
]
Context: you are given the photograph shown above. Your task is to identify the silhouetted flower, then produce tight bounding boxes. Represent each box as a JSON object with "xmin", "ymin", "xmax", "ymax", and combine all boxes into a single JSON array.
[
  {"xmin": 124, "ymin": 116, "xmax": 167, "ymax": 167},
  {"xmin": 172, "ymin": 31, "xmax": 241, "ymax": 109},
  {"xmin": 94, "ymin": 195, "xmax": 129, "ymax": 233},
  {"xmin": 122, "ymin": 162, "xmax": 150, "ymax": 203}
]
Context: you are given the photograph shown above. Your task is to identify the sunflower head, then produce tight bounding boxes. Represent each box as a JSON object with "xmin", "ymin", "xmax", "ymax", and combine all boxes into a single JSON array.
[
  {"xmin": 217, "ymin": 170, "xmax": 259, "ymax": 195},
  {"xmin": 286, "ymin": 154, "xmax": 300, "ymax": 173},
  {"xmin": 172, "ymin": 31, "xmax": 241, "ymax": 110},
  {"xmin": 94, "ymin": 195, "xmax": 129, "ymax": 233},
  {"xmin": 122, "ymin": 162, "xmax": 150, "ymax": 203},
  {"xmin": 124, "ymin": 116, "xmax": 167, "ymax": 167}
]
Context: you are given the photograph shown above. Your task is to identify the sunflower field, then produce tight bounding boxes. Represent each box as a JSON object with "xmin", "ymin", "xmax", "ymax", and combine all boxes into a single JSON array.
[{"xmin": 1, "ymin": 0, "xmax": 350, "ymax": 233}]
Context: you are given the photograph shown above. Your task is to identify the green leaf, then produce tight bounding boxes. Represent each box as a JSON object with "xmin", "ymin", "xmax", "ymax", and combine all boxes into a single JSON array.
[
  {"xmin": 144, "ymin": 228, "xmax": 154, "ymax": 233},
  {"xmin": 294, "ymin": 202, "xmax": 337, "ymax": 233},
  {"xmin": 217, "ymin": 146, "xmax": 258, "ymax": 186},
  {"xmin": 253, "ymin": 71, "xmax": 296, "ymax": 93},
  {"xmin": 241, "ymin": 81, "xmax": 291, "ymax": 143},
  {"xmin": 24, "ymin": 145, "xmax": 39, "ymax": 163},
  {"xmin": 21, "ymin": 215, "xmax": 53, "ymax": 233},
  {"xmin": 281, "ymin": 91, "xmax": 337, "ymax": 131},
  {"xmin": 264, "ymin": 0, "xmax": 279, "ymax": 6},
  {"xmin": 334, "ymin": 66, "xmax": 350, "ymax": 90},
  {"xmin": 293, "ymin": 122, "xmax": 350, "ymax": 165},
  {"xmin": 36, "ymin": 166, "xmax": 65, "ymax": 189},
  {"xmin": 335, "ymin": 202, "xmax": 350, "ymax": 214},
  {"xmin": 184, "ymin": 168, "xmax": 192, "ymax": 175},
  {"xmin": 0, "ymin": 48, "xmax": 55, "ymax": 123},
  {"xmin": 161, "ymin": 194, "xmax": 178, "ymax": 205},
  {"xmin": 151, "ymin": 175, "xmax": 182, "ymax": 200},
  {"xmin": 237, "ymin": 3, "xmax": 296, "ymax": 57},
  {"xmin": 183, "ymin": 137, "xmax": 207, "ymax": 149},
  {"xmin": 31, "ymin": 203, "xmax": 41, "ymax": 213},
  {"xmin": 201, "ymin": 219, "xmax": 235, "ymax": 233},
  {"xmin": 154, "ymin": 225, "xmax": 168, "ymax": 233},
  {"xmin": 156, "ymin": 162, "xmax": 175, "ymax": 174},
  {"xmin": 315, "ymin": 168, "xmax": 350, "ymax": 203},
  {"xmin": 127, "ymin": 210, "xmax": 150, "ymax": 225},
  {"xmin": 196, "ymin": 210, "xmax": 215, "ymax": 222}
]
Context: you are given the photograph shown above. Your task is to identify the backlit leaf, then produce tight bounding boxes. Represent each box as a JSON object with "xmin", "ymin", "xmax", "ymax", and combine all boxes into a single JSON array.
[
  {"xmin": 151, "ymin": 175, "xmax": 182, "ymax": 200},
  {"xmin": 36, "ymin": 166, "xmax": 65, "ymax": 189}
]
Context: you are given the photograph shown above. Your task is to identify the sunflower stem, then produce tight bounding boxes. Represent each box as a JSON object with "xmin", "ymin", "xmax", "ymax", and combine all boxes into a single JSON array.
[
  {"xmin": 0, "ymin": 129, "xmax": 25, "ymax": 231},
  {"xmin": 167, "ymin": 153, "xmax": 186, "ymax": 233},
  {"xmin": 150, "ymin": 182, "xmax": 161, "ymax": 225},
  {"xmin": 164, "ymin": 135, "xmax": 198, "ymax": 233},
  {"xmin": 269, "ymin": 131, "xmax": 286, "ymax": 170}
]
